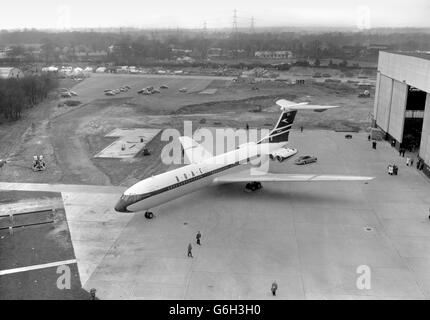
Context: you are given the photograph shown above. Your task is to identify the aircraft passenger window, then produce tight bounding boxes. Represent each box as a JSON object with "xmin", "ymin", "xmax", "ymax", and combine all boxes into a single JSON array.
[
  {"xmin": 199, "ymin": 168, "xmax": 203, "ymax": 174},
  {"xmin": 176, "ymin": 176, "xmax": 180, "ymax": 182},
  {"xmin": 184, "ymin": 174, "xmax": 187, "ymax": 179},
  {"xmin": 191, "ymin": 171, "xmax": 195, "ymax": 177}
]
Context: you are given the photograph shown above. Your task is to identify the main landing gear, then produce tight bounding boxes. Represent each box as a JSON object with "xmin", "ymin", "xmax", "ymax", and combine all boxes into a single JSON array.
[
  {"xmin": 144, "ymin": 211, "xmax": 154, "ymax": 219},
  {"xmin": 245, "ymin": 182, "xmax": 262, "ymax": 192}
]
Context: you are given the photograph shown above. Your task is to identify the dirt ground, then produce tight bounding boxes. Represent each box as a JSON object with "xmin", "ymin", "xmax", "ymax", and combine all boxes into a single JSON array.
[{"xmin": 0, "ymin": 73, "xmax": 374, "ymax": 187}]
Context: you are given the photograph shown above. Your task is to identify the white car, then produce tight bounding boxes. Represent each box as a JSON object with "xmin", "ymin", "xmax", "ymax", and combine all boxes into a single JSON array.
[
  {"xmin": 269, "ymin": 147, "xmax": 298, "ymax": 162},
  {"xmin": 60, "ymin": 92, "xmax": 72, "ymax": 98}
]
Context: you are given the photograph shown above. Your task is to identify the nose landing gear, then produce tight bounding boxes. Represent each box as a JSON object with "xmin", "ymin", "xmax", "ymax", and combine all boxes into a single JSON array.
[
  {"xmin": 245, "ymin": 182, "xmax": 262, "ymax": 192},
  {"xmin": 144, "ymin": 211, "xmax": 154, "ymax": 219}
]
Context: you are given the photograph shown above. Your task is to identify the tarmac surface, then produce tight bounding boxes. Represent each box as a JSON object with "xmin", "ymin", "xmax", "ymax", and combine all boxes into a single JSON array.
[{"xmin": 1, "ymin": 130, "xmax": 430, "ymax": 299}]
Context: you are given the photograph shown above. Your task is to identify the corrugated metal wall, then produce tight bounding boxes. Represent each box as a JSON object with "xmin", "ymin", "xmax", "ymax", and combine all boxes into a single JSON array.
[
  {"xmin": 388, "ymin": 80, "xmax": 408, "ymax": 142},
  {"xmin": 375, "ymin": 74, "xmax": 393, "ymax": 132}
]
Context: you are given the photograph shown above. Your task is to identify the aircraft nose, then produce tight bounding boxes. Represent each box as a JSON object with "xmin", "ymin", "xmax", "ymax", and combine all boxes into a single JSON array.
[{"xmin": 114, "ymin": 197, "xmax": 131, "ymax": 213}]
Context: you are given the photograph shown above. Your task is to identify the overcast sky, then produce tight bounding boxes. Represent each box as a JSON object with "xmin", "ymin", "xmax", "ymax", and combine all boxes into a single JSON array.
[{"xmin": 1, "ymin": 0, "xmax": 429, "ymax": 30}]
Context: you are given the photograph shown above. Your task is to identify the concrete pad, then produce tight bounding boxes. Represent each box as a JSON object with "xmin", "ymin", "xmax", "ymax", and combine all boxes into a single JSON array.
[
  {"xmin": 301, "ymin": 264, "xmax": 424, "ymax": 299},
  {"xmin": 185, "ymin": 271, "xmax": 304, "ymax": 300},
  {"xmin": 61, "ymin": 191, "xmax": 134, "ymax": 286},
  {"xmin": 94, "ymin": 128, "xmax": 161, "ymax": 158}
]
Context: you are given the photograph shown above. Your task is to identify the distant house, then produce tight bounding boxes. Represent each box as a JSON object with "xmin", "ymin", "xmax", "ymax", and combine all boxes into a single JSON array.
[
  {"xmin": 172, "ymin": 48, "xmax": 193, "ymax": 57},
  {"xmin": 0, "ymin": 67, "xmax": 24, "ymax": 79},
  {"xmin": 255, "ymin": 51, "xmax": 293, "ymax": 59}
]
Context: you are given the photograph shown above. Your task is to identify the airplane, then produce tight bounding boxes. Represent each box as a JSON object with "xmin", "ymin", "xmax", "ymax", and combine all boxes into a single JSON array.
[{"xmin": 114, "ymin": 99, "xmax": 374, "ymax": 219}]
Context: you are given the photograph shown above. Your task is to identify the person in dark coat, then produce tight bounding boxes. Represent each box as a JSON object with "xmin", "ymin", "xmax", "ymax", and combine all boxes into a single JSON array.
[
  {"xmin": 187, "ymin": 243, "xmax": 193, "ymax": 258},
  {"xmin": 271, "ymin": 281, "xmax": 278, "ymax": 296},
  {"xmin": 196, "ymin": 231, "xmax": 201, "ymax": 245}
]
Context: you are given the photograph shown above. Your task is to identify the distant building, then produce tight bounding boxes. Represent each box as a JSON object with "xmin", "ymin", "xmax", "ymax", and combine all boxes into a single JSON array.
[
  {"xmin": 373, "ymin": 51, "xmax": 430, "ymax": 177},
  {"xmin": 172, "ymin": 48, "xmax": 192, "ymax": 57},
  {"xmin": 255, "ymin": 51, "xmax": 293, "ymax": 59},
  {"xmin": 0, "ymin": 67, "xmax": 24, "ymax": 79}
]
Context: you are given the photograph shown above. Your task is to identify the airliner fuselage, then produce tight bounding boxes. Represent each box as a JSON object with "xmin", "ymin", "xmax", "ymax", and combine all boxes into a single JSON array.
[{"xmin": 115, "ymin": 141, "xmax": 283, "ymax": 213}]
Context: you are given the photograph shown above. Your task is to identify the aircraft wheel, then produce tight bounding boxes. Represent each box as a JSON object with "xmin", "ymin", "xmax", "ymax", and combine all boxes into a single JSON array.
[
  {"xmin": 145, "ymin": 211, "xmax": 154, "ymax": 219},
  {"xmin": 256, "ymin": 182, "xmax": 262, "ymax": 189}
]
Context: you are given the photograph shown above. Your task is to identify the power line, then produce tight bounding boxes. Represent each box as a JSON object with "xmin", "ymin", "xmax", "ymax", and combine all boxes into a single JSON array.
[{"xmin": 233, "ymin": 9, "xmax": 238, "ymax": 34}]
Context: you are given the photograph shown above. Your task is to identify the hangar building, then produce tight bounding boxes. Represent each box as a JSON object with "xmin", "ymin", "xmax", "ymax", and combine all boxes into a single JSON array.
[{"xmin": 373, "ymin": 51, "xmax": 430, "ymax": 177}]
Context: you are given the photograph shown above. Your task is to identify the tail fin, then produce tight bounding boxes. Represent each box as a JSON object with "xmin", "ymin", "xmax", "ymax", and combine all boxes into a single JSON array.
[
  {"xmin": 258, "ymin": 109, "xmax": 297, "ymax": 144},
  {"xmin": 258, "ymin": 99, "xmax": 340, "ymax": 144}
]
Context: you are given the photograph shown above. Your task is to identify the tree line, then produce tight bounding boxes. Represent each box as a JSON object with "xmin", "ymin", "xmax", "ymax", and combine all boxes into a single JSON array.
[
  {"xmin": 2, "ymin": 29, "xmax": 430, "ymax": 64},
  {"xmin": 0, "ymin": 74, "xmax": 58, "ymax": 121}
]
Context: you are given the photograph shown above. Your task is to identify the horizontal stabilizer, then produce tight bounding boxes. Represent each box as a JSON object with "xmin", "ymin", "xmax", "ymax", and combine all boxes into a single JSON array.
[{"xmin": 276, "ymin": 99, "xmax": 340, "ymax": 112}]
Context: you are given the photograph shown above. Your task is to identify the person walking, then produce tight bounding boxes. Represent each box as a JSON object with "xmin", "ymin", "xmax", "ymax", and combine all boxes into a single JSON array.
[
  {"xmin": 196, "ymin": 231, "xmax": 201, "ymax": 246},
  {"xmin": 300, "ymin": 126, "xmax": 304, "ymax": 133},
  {"xmin": 410, "ymin": 158, "xmax": 414, "ymax": 167},
  {"xmin": 271, "ymin": 281, "xmax": 278, "ymax": 296},
  {"xmin": 187, "ymin": 243, "xmax": 193, "ymax": 258},
  {"xmin": 406, "ymin": 157, "xmax": 411, "ymax": 166}
]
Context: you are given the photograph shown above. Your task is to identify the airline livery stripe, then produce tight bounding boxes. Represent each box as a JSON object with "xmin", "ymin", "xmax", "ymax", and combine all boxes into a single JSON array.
[{"xmin": 273, "ymin": 124, "xmax": 292, "ymax": 131}]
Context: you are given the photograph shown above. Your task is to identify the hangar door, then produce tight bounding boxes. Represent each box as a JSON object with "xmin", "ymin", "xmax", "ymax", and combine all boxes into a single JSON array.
[
  {"xmin": 375, "ymin": 75, "xmax": 393, "ymax": 132},
  {"xmin": 388, "ymin": 80, "xmax": 408, "ymax": 143}
]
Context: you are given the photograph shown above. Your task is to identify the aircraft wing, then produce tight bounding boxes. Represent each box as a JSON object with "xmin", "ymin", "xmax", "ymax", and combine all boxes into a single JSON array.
[
  {"xmin": 178, "ymin": 136, "xmax": 213, "ymax": 164},
  {"xmin": 213, "ymin": 172, "xmax": 374, "ymax": 183},
  {"xmin": 0, "ymin": 182, "xmax": 126, "ymax": 194}
]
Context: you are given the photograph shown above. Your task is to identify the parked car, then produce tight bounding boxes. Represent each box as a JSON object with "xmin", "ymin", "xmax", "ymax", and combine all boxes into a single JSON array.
[
  {"xmin": 105, "ymin": 91, "xmax": 115, "ymax": 96},
  {"xmin": 160, "ymin": 85, "xmax": 169, "ymax": 89},
  {"xmin": 269, "ymin": 147, "xmax": 298, "ymax": 162},
  {"xmin": 179, "ymin": 88, "xmax": 188, "ymax": 93},
  {"xmin": 60, "ymin": 92, "xmax": 72, "ymax": 98},
  {"xmin": 295, "ymin": 155, "xmax": 317, "ymax": 165}
]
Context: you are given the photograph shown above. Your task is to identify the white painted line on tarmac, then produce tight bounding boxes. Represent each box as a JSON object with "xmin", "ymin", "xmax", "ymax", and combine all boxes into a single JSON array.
[{"xmin": 0, "ymin": 259, "xmax": 77, "ymax": 276}]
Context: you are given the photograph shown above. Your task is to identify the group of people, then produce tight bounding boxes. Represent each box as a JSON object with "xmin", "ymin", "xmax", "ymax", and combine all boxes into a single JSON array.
[
  {"xmin": 398, "ymin": 146, "xmax": 425, "ymax": 170},
  {"xmin": 187, "ymin": 231, "xmax": 202, "ymax": 258},
  {"xmin": 187, "ymin": 231, "xmax": 279, "ymax": 296}
]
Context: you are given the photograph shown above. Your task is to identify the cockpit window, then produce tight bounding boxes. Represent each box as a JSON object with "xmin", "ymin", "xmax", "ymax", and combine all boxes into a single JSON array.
[{"xmin": 120, "ymin": 194, "xmax": 145, "ymax": 204}]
